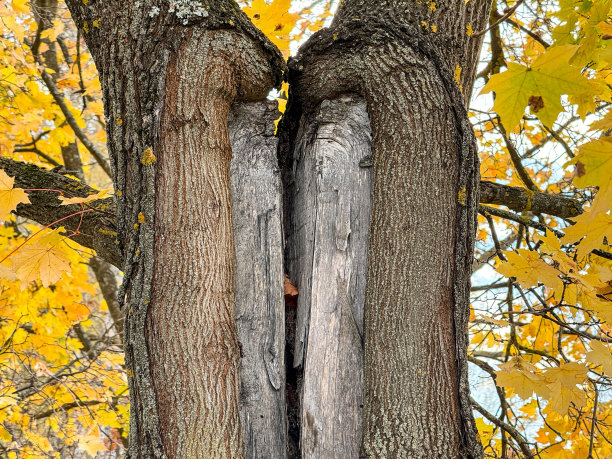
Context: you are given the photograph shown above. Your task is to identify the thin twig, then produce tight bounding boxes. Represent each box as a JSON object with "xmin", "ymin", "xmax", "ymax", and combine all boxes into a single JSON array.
[
  {"xmin": 26, "ymin": 37, "xmax": 111, "ymax": 177},
  {"xmin": 505, "ymin": 17, "xmax": 551, "ymax": 48},
  {"xmin": 587, "ymin": 383, "xmax": 599, "ymax": 459},
  {"xmin": 472, "ymin": 397, "xmax": 535, "ymax": 458},
  {"xmin": 472, "ymin": 0, "xmax": 525, "ymax": 37}
]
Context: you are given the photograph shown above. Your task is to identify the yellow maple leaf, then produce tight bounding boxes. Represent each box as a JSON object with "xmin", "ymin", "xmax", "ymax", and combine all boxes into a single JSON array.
[
  {"xmin": 567, "ymin": 136, "xmax": 612, "ymax": 210},
  {"xmin": 541, "ymin": 361, "xmax": 588, "ymax": 414},
  {"xmin": 0, "ymin": 424, "xmax": 11, "ymax": 442},
  {"xmin": 77, "ymin": 426, "xmax": 106, "ymax": 456},
  {"xmin": 481, "ymin": 45, "xmax": 602, "ymax": 132},
  {"xmin": 475, "ymin": 417, "xmax": 495, "ymax": 445},
  {"xmin": 564, "ymin": 282, "xmax": 612, "ymax": 323},
  {"xmin": 590, "ymin": 108, "xmax": 612, "ymax": 131},
  {"xmin": 0, "ymin": 169, "xmax": 30, "ymax": 220},
  {"xmin": 0, "ymin": 262, "xmax": 16, "ymax": 281},
  {"xmin": 520, "ymin": 399, "xmax": 538, "ymax": 417},
  {"xmin": 495, "ymin": 357, "xmax": 548, "ymax": 399},
  {"xmin": 242, "ymin": 0, "xmax": 301, "ymax": 58},
  {"xmin": 535, "ymin": 231, "xmax": 578, "ymax": 274},
  {"xmin": 478, "ymin": 315, "xmax": 510, "ymax": 326},
  {"xmin": 59, "ymin": 188, "xmax": 111, "ymax": 205},
  {"xmin": 546, "ymin": 379, "xmax": 587, "ymax": 414},
  {"xmin": 495, "ymin": 249, "xmax": 563, "ymax": 292},
  {"xmin": 11, "ymin": 228, "xmax": 72, "ymax": 288},
  {"xmin": 587, "ymin": 340, "xmax": 612, "ymax": 375},
  {"xmin": 562, "ymin": 211, "xmax": 612, "ymax": 259}
]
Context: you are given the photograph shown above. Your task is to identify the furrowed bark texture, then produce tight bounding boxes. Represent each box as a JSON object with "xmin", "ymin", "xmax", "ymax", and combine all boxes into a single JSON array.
[
  {"xmin": 282, "ymin": 1, "xmax": 491, "ymax": 457},
  {"xmin": 148, "ymin": 29, "xmax": 279, "ymax": 458},
  {"xmin": 63, "ymin": 2, "xmax": 283, "ymax": 457},
  {"xmin": 229, "ymin": 101, "xmax": 287, "ymax": 458},
  {"xmin": 284, "ymin": 95, "xmax": 371, "ymax": 458}
]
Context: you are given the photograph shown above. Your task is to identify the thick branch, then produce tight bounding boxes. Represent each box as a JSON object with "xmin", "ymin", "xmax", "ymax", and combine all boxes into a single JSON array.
[
  {"xmin": 0, "ymin": 157, "xmax": 119, "ymax": 269},
  {"xmin": 480, "ymin": 180, "xmax": 583, "ymax": 218},
  {"xmin": 33, "ymin": 400, "xmax": 101, "ymax": 420}
]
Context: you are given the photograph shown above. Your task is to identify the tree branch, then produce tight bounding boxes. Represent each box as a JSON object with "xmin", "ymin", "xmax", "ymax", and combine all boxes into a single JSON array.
[
  {"xmin": 505, "ymin": 17, "xmax": 551, "ymax": 49},
  {"xmin": 480, "ymin": 180, "xmax": 583, "ymax": 218},
  {"xmin": 26, "ymin": 37, "xmax": 112, "ymax": 178},
  {"xmin": 33, "ymin": 400, "xmax": 101, "ymax": 420},
  {"xmin": 0, "ymin": 157, "xmax": 119, "ymax": 268},
  {"xmin": 479, "ymin": 204, "xmax": 612, "ymax": 261}
]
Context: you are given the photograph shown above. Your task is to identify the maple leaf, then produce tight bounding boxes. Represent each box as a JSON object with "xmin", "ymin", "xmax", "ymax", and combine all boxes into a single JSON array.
[
  {"xmin": 567, "ymin": 136, "xmax": 612, "ymax": 205},
  {"xmin": 495, "ymin": 357, "xmax": 548, "ymax": 399},
  {"xmin": 562, "ymin": 211, "xmax": 612, "ymax": 259},
  {"xmin": 546, "ymin": 379, "xmax": 587, "ymax": 414},
  {"xmin": 478, "ymin": 315, "xmax": 510, "ymax": 326},
  {"xmin": 0, "ymin": 262, "xmax": 16, "ymax": 281},
  {"xmin": 11, "ymin": 228, "xmax": 72, "ymax": 288},
  {"xmin": 587, "ymin": 340, "xmax": 612, "ymax": 375},
  {"xmin": 59, "ymin": 188, "xmax": 111, "ymax": 205},
  {"xmin": 0, "ymin": 169, "xmax": 30, "ymax": 220},
  {"xmin": 242, "ymin": 0, "xmax": 301, "ymax": 58},
  {"xmin": 564, "ymin": 282, "xmax": 612, "ymax": 323},
  {"xmin": 481, "ymin": 45, "xmax": 602, "ymax": 132},
  {"xmin": 542, "ymin": 362, "xmax": 588, "ymax": 414},
  {"xmin": 495, "ymin": 249, "xmax": 563, "ymax": 292}
]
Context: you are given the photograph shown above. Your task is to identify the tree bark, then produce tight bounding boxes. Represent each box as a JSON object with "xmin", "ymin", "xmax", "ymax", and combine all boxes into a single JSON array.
[
  {"xmin": 281, "ymin": 1, "xmax": 491, "ymax": 457},
  {"xmin": 62, "ymin": 2, "xmax": 284, "ymax": 457}
]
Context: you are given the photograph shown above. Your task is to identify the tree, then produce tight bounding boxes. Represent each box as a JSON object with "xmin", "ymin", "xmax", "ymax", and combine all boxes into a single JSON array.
[{"xmin": 1, "ymin": 0, "xmax": 612, "ymax": 458}]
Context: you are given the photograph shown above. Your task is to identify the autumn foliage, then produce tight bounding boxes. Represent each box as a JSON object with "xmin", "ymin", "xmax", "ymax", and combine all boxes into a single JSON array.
[{"xmin": 0, "ymin": 0, "xmax": 611, "ymax": 457}]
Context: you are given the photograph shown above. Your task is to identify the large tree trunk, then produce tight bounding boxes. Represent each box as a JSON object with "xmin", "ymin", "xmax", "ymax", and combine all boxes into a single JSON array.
[
  {"xmin": 63, "ymin": 2, "xmax": 284, "ymax": 457},
  {"xmin": 62, "ymin": 0, "xmax": 495, "ymax": 457},
  {"xmin": 281, "ymin": 1, "xmax": 491, "ymax": 457}
]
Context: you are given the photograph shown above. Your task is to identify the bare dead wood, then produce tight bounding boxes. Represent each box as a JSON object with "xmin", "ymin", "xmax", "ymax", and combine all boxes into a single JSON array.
[
  {"xmin": 229, "ymin": 100, "xmax": 287, "ymax": 458},
  {"xmin": 285, "ymin": 95, "xmax": 371, "ymax": 458}
]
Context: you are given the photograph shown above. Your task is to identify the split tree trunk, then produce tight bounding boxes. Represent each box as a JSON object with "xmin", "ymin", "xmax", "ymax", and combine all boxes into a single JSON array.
[
  {"xmin": 282, "ymin": 1, "xmax": 492, "ymax": 457},
  {"xmin": 63, "ymin": 0, "xmax": 495, "ymax": 457},
  {"xmin": 63, "ymin": 2, "xmax": 284, "ymax": 457}
]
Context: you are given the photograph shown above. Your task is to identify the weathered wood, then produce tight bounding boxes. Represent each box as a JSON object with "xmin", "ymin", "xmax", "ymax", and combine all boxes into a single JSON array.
[
  {"xmin": 229, "ymin": 101, "xmax": 287, "ymax": 459},
  {"xmin": 285, "ymin": 95, "xmax": 372, "ymax": 458}
]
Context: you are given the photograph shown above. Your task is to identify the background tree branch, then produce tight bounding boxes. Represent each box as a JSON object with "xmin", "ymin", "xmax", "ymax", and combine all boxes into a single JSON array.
[{"xmin": 0, "ymin": 157, "xmax": 119, "ymax": 268}]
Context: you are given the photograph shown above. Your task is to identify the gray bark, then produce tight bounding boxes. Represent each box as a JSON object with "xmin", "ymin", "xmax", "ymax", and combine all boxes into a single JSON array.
[
  {"xmin": 285, "ymin": 95, "xmax": 371, "ymax": 458},
  {"xmin": 229, "ymin": 101, "xmax": 287, "ymax": 459}
]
